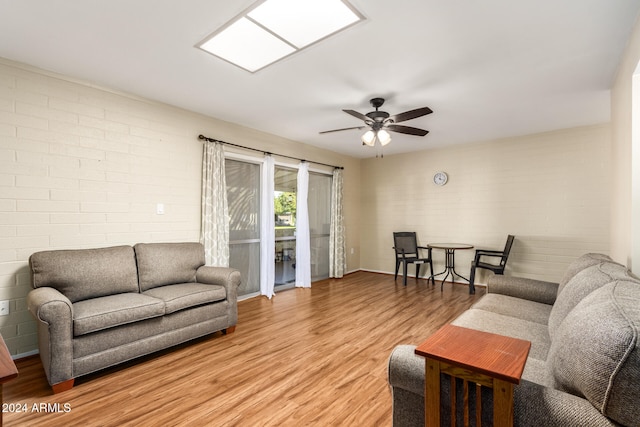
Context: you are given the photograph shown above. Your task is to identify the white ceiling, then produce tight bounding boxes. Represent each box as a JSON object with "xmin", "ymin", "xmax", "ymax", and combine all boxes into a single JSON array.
[{"xmin": 0, "ymin": 0, "xmax": 639, "ymax": 158}]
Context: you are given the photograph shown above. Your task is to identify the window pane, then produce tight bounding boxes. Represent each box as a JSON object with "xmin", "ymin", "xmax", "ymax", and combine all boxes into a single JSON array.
[
  {"xmin": 274, "ymin": 166, "xmax": 297, "ymax": 286},
  {"xmin": 227, "ymin": 160, "xmax": 260, "ymax": 241},
  {"xmin": 230, "ymin": 241, "xmax": 260, "ymax": 296},
  {"xmin": 226, "ymin": 159, "xmax": 260, "ymax": 296},
  {"xmin": 309, "ymin": 172, "xmax": 331, "ymax": 281}
]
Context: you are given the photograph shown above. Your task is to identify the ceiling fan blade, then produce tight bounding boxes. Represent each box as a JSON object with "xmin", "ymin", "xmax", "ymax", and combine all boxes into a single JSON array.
[
  {"xmin": 342, "ymin": 109, "xmax": 371, "ymax": 122},
  {"xmin": 319, "ymin": 126, "xmax": 366, "ymax": 134},
  {"xmin": 388, "ymin": 106, "xmax": 433, "ymax": 123},
  {"xmin": 386, "ymin": 124, "xmax": 429, "ymax": 136}
]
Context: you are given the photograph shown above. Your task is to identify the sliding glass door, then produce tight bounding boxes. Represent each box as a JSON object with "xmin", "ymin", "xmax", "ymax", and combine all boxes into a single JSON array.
[
  {"xmin": 225, "ymin": 159, "xmax": 260, "ymax": 296},
  {"xmin": 274, "ymin": 167, "xmax": 297, "ymax": 287},
  {"xmin": 226, "ymin": 159, "xmax": 332, "ymax": 295},
  {"xmin": 308, "ymin": 172, "xmax": 331, "ymax": 281}
]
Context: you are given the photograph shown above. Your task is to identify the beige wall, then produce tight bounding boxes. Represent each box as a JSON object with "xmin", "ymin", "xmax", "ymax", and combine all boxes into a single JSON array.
[
  {"xmin": 0, "ymin": 59, "xmax": 361, "ymax": 356},
  {"xmin": 360, "ymin": 124, "xmax": 611, "ymax": 285},
  {"xmin": 611, "ymin": 15, "xmax": 640, "ymax": 272}
]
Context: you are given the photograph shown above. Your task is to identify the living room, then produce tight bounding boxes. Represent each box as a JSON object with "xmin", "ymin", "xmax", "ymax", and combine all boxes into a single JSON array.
[{"xmin": 1, "ymin": 1, "xmax": 640, "ymax": 425}]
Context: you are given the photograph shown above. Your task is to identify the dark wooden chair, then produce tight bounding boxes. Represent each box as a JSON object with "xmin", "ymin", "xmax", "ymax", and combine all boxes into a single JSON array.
[
  {"xmin": 469, "ymin": 235, "xmax": 515, "ymax": 294},
  {"xmin": 393, "ymin": 232, "xmax": 435, "ymax": 286}
]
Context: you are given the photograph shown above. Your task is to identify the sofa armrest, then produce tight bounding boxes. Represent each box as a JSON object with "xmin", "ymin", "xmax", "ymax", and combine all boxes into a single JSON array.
[
  {"xmin": 196, "ymin": 266, "xmax": 241, "ymax": 326},
  {"xmin": 26, "ymin": 287, "xmax": 74, "ymax": 386},
  {"xmin": 27, "ymin": 287, "xmax": 73, "ymax": 321},
  {"xmin": 514, "ymin": 380, "xmax": 618, "ymax": 427},
  {"xmin": 388, "ymin": 345, "xmax": 617, "ymax": 427},
  {"xmin": 487, "ymin": 275, "xmax": 558, "ymax": 305},
  {"xmin": 388, "ymin": 344, "xmax": 424, "ymax": 395},
  {"xmin": 196, "ymin": 266, "xmax": 240, "ymax": 287}
]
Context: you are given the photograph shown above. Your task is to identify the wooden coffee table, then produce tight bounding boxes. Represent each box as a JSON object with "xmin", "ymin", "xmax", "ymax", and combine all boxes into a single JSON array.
[
  {"xmin": 415, "ymin": 324, "xmax": 530, "ymax": 427},
  {"xmin": 0, "ymin": 335, "xmax": 18, "ymax": 426}
]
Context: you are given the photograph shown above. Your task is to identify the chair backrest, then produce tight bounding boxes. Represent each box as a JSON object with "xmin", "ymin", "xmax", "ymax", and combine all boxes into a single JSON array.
[
  {"xmin": 393, "ymin": 232, "xmax": 418, "ymax": 257},
  {"xmin": 500, "ymin": 235, "xmax": 516, "ymax": 266}
]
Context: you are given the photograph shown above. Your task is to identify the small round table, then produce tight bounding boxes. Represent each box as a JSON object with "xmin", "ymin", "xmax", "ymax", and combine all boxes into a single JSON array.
[{"xmin": 427, "ymin": 243, "xmax": 474, "ymax": 291}]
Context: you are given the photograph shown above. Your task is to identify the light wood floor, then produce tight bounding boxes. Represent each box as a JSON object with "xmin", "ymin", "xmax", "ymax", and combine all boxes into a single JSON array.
[{"xmin": 4, "ymin": 272, "xmax": 483, "ymax": 427}]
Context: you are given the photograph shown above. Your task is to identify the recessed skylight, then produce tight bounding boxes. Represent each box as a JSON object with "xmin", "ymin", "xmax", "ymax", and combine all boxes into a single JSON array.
[
  {"xmin": 200, "ymin": 18, "xmax": 296, "ymax": 73},
  {"xmin": 197, "ymin": 0, "xmax": 364, "ymax": 73}
]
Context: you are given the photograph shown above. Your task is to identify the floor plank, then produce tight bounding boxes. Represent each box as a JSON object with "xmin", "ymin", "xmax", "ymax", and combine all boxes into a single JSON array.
[{"xmin": 3, "ymin": 272, "xmax": 483, "ymax": 426}]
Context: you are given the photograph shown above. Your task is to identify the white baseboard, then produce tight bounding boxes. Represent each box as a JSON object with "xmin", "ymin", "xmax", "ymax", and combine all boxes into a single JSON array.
[
  {"xmin": 357, "ymin": 268, "xmax": 487, "ymax": 287},
  {"xmin": 14, "ymin": 349, "xmax": 39, "ymax": 360}
]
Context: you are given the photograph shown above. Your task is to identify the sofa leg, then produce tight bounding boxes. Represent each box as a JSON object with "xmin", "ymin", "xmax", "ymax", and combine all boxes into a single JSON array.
[
  {"xmin": 223, "ymin": 326, "xmax": 236, "ymax": 335},
  {"xmin": 52, "ymin": 379, "xmax": 74, "ymax": 394}
]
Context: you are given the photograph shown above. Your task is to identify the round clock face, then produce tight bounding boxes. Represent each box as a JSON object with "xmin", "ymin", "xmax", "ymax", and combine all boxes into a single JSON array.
[{"xmin": 433, "ymin": 172, "xmax": 448, "ymax": 186}]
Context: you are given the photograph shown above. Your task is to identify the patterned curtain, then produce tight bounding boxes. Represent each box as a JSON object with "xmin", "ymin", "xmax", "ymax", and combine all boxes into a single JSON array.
[
  {"xmin": 200, "ymin": 141, "xmax": 229, "ymax": 267},
  {"xmin": 330, "ymin": 168, "xmax": 346, "ymax": 278},
  {"xmin": 295, "ymin": 162, "xmax": 311, "ymax": 288},
  {"xmin": 260, "ymin": 155, "xmax": 276, "ymax": 298}
]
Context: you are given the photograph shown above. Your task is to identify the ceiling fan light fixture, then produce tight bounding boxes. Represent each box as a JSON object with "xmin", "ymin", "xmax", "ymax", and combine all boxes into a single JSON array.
[
  {"xmin": 361, "ymin": 130, "xmax": 376, "ymax": 146},
  {"xmin": 378, "ymin": 129, "xmax": 392, "ymax": 146},
  {"xmin": 321, "ymin": 97, "xmax": 432, "ymax": 151}
]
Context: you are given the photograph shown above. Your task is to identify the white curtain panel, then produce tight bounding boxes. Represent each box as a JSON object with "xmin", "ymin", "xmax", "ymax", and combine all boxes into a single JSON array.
[
  {"xmin": 330, "ymin": 168, "xmax": 346, "ymax": 278},
  {"xmin": 260, "ymin": 155, "xmax": 276, "ymax": 298},
  {"xmin": 200, "ymin": 141, "xmax": 230, "ymax": 267},
  {"xmin": 295, "ymin": 162, "xmax": 311, "ymax": 288}
]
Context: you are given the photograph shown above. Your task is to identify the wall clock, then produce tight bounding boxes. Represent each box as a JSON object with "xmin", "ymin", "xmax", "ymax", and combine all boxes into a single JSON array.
[{"xmin": 433, "ymin": 171, "xmax": 448, "ymax": 186}]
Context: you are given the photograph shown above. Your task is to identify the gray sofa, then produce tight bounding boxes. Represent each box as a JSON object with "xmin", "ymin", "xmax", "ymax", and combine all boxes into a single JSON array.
[
  {"xmin": 27, "ymin": 242, "xmax": 240, "ymax": 393},
  {"xmin": 388, "ymin": 253, "xmax": 640, "ymax": 426}
]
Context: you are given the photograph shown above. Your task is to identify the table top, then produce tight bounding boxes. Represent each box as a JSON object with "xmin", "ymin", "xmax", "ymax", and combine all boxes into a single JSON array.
[
  {"xmin": 415, "ymin": 324, "xmax": 530, "ymax": 384},
  {"xmin": 427, "ymin": 243, "xmax": 474, "ymax": 250}
]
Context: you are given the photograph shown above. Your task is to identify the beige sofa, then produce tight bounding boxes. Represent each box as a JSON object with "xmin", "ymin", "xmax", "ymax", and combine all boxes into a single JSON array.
[
  {"xmin": 388, "ymin": 253, "xmax": 640, "ymax": 426},
  {"xmin": 27, "ymin": 242, "xmax": 240, "ymax": 393}
]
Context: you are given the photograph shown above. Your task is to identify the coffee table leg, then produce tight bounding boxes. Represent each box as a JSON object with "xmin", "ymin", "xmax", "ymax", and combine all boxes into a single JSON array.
[
  {"xmin": 493, "ymin": 379, "xmax": 514, "ymax": 427},
  {"xmin": 425, "ymin": 358, "xmax": 440, "ymax": 427}
]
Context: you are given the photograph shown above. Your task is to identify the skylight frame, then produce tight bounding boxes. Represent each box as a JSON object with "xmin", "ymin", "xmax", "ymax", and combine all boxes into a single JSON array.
[{"xmin": 196, "ymin": 0, "xmax": 365, "ymax": 73}]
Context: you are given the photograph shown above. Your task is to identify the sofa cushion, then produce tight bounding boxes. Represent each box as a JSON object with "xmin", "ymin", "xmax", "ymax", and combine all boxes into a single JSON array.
[
  {"xmin": 73, "ymin": 293, "xmax": 165, "ymax": 336},
  {"xmin": 30, "ymin": 246, "xmax": 139, "ymax": 303},
  {"xmin": 142, "ymin": 283, "xmax": 226, "ymax": 314},
  {"xmin": 547, "ymin": 280, "xmax": 640, "ymax": 427},
  {"xmin": 521, "ymin": 358, "xmax": 553, "ymax": 386},
  {"xmin": 135, "ymin": 242, "xmax": 206, "ymax": 291},
  {"xmin": 452, "ymin": 308, "xmax": 550, "ymax": 361},
  {"xmin": 557, "ymin": 253, "xmax": 612, "ymax": 294},
  {"xmin": 548, "ymin": 261, "xmax": 630, "ymax": 339}
]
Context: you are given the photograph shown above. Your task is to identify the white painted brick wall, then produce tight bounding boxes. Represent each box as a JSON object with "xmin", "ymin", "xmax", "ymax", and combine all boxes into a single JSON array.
[
  {"xmin": 0, "ymin": 59, "xmax": 359, "ymax": 357},
  {"xmin": 0, "ymin": 62, "xmax": 206, "ymax": 355}
]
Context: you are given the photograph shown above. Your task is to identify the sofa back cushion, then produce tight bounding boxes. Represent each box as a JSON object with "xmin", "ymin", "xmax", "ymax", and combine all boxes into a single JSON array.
[
  {"xmin": 30, "ymin": 246, "xmax": 139, "ymax": 303},
  {"xmin": 546, "ymin": 280, "xmax": 640, "ymax": 427},
  {"xmin": 135, "ymin": 242, "xmax": 205, "ymax": 291},
  {"xmin": 557, "ymin": 253, "xmax": 613, "ymax": 294},
  {"xmin": 548, "ymin": 261, "xmax": 631, "ymax": 339}
]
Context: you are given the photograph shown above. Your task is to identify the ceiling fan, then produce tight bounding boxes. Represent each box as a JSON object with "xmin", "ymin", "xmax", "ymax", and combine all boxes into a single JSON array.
[{"xmin": 320, "ymin": 97, "xmax": 432, "ymax": 147}]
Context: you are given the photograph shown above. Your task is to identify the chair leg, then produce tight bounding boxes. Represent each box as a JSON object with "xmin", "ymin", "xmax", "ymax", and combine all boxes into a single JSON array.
[
  {"xmin": 469, "ymin": 262, "xmax": 476, "ymax": 294},
  {"xmin": 394, "ymin": 259, "xmax": 401, "ymax": 280},
  {"xmin": 415, "ymin": 263, "xmax": 420, "ymax": 281},
  {"xmin": 403, "ymin": 261, "xmax": 408, "ymax": 286}
]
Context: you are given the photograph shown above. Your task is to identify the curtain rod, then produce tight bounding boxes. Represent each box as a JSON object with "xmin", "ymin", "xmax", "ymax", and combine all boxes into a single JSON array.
[{"xmin": 198, "ymin": 134, "xmax": 344, "ymax": 170}]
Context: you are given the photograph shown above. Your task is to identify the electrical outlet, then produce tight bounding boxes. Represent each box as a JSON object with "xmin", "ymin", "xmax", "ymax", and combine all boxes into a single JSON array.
[{"xmin": 0, "ymin": 300, "xmax": 9, "ymax": 316}]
